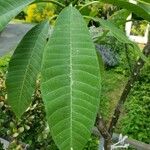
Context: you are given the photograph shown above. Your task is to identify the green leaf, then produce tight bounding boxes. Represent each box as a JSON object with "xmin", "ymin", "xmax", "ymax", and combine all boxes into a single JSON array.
[
  {"xmin": 92, "ymin": 18, "xmax": 148, "ymax": 62},
  {"xmin": 138, "ymin": 1, "xmax": 150, "ymax": 15},
  {"xmin": 41, "ymin": 6, "xmax": 101, "ymax": 150},
  {"xmin": 0, "ymin": 0, "xmax": 34, "ymax": 31},
  {"xmin": 110, "ymin": 9, "xmax": 130, "ymax": 26},
  {"xmin": 138, "ymin": 0, "xmax": 150, "ymax": 4},
  {"xmin": 96, "ymin": 18, "xmax": 132, "ymax": 43},
  {"xmin": 100, "ymin": 0, "xmax": 150, "ymax": 22},
  {"xmin": 6, "ymin": 21, "xmax": 49, "ymax": 118}
]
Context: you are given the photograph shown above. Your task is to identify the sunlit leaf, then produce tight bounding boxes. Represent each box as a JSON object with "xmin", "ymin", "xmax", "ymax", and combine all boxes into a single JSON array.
[{"xmin": 41, "ymin": 6, "xmax": 101, "ymax": 150}]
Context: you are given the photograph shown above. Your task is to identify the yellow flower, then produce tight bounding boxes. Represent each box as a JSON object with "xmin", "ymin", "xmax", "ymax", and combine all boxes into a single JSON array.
[
  {"xmin": 30, "ymin": 4, "xmax": 37, "ymax": 9},
  {"xmin": 25, "ymin": 3, "xmax": 56, "ymax": 23},
  {"xmin": 36, "ymin": 15, "xmax": 43, "ymax": 22}
]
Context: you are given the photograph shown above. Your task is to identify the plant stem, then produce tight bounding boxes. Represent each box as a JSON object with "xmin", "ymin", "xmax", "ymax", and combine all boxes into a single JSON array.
[
  {"xmin": 96, "ymin": 30, "xmax": 109, "ymax": 42},
  {"xmin": 32, "ymin": 0, "xmax": 65, "ymax": 8},
  {"xmin": 97, "ymin": 42, "xmax": 150, "ymax": 149},
  {"xmin": 96, "ymin": 114, "xmax": 112, "ymax": 150},
  {"xmin": 138, "ymin": 0, "xmax": 150, "ymax": 5},
  {"xmin": 49, "ymin": 14, "xmax": 58, "ymax": 22},
  {"xmin": 108, "ymin": 41, "xmax": 150, "ymax": 136},
  {"xmin": 64, "ymin": 0, "xmax": 70, "ymax": 6},
  {"xmin": 125, "ymin": 19, "xmax": 136, "ymax": 22},
  {"xmin": 72, "ymin": 0, "xmax": 79, "ymax": 6},
  {"xmin": 79, "ymin": 1, "xmax": 100, "ymax": 11},
  {"xmin": 125, "ymin": 44, "xmax": 132, "ymax": 73}
]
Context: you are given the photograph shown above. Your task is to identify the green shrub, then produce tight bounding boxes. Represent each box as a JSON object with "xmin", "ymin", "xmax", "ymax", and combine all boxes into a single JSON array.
[{"xmin": 120, "ymin": 63, "xmax": 150, "ymax": 143}]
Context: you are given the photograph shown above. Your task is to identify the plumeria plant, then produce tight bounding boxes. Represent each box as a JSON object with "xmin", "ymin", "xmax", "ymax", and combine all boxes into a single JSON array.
[{"xmin": 0, "ymin": 0, "xmax": 149, "ymax": 149}]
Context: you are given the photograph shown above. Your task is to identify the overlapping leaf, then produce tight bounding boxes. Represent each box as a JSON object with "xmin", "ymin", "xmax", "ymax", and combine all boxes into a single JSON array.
[
  {"xmin": 6, "ymin": 21, "xmax": 49, "ymax": 118},
  {"xmin": 0, "ymin": 0, "xmax": 34, "ymax": 31},
  {"xmin": 100, "ymin": 0, "xmax": 150, "ymax": 22},
  {"xmin": 138, "ymin": 1, "xmax": 150, "ymax": 15},
  {"xmin": 139, "ymin": 0, "xmax": 150, "ymax": 4},
  {"xmin": 92, "ymin": 18, "xmax": 148, "ymax": 61},
  {"xmin": 41, "ymin": 6, "xmax": 101, "ymax": 150},
  {"xmin": 110, "ymin": 9, "xmax": 130, "ymax": 26}
]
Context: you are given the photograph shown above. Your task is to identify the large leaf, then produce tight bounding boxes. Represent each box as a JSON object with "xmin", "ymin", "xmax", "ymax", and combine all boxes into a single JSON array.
[
  {"xmin": 138, "ymin": 1, "xmax": 150, "ymax": 15},
  {"xmin": 92, "ymin": 17, "xmax": 148, "ymax": 62},
  {"xmin": 138, "ymin": 0, "xmax": 150, "ymax": 4},
  {"xmin": 100, "ymin": 0, "xmax": 150, "ymax": 22},
  {"xmin": 0, "ymin": 0, "xmax": 34, "ymax": 31},
  {"xmin": 6, "ymin": 21, "xmax": 49, "ymax": 118},
  {"xmin": 96, "ymin": 18, "xmax": 133, "ymax": 43},
  {"xmin": 110, "ymin": 9, "xmax": 130, "ymax": 27},
  {"xmin": 41, "ymin": 6, "xmax": 101, "ymax": 150}
]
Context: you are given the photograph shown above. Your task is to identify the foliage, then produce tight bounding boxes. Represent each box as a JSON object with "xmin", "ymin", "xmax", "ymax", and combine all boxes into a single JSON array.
[
  {"xmin": 0, "ymin": 55, "xmax": 99, "ymax": 150},
  {"xmin": 79, "ymin": 2, "xmax": 117, "ymax": 20},
  {"xmin": 91, "ymin": 17, "xmax": 148, "ymax": 62},
  {"xmin": 0, "ymin": 58, "xmax": 47, "ymax": 148},
  {"xmin": 0, "ymin": 0, "xmax": 34, "ymax": 32},
  {"xmin": 100, "ymin": 0, "xmax": 150, "ymax": 22},
  {"xmin": 0, "ymin": 142, "xmax": 4, "ymax": 150},
  {"xmin": 83, "ymin": 135, "xmax": 99, "ymax": 150},
  {"xmin": 97, "ymin": 42, "xmax": 150, "ymax": 146},
  {"xmin": 41, "ymin": 6, "xmax": 101, "ymax": 150},
  {"xmin": 0, "ymin": 55, "xmax": 11, "ymax": 72},
  {"xmin": 120, "ymin": 62, "xmax": 150, "ymax": 144},
  {"xmin": 6, "ymin": 21, "xmax": 49, "ymax": 118},
  {"xmin": 96, "ymin": 35, "xmax": 140, "ymax": 121},
  {"xmin": 0, "ymin": 55, "xmax": 54, "ymax": 149},
  {"xmin": 99, "ymin": 68, "xmax": 126, "ymax": 121},
  {"xmin": 131, "ymin": 20, "xmax": 149, "ymax": 36},
  {"xmin": 114, "ymin": 45, "xmax": 139, "ymax": 76},
  {"xmin": 25, "ymin": 3, "xmax": 56, "ymax": 23},
  {"xmin": 0, "ymin": 0, "xmax": 150, "ymax": 149},
  {"xmin": 109, "ymin": 9, "xmax": 130, "ymax": 28}
]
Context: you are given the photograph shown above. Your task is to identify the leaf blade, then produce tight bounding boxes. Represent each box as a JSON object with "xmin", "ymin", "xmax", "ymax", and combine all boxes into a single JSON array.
[
  {"xmin": 93, "ymin": 18, "xmax": 148, "ymax": 62},
  {"xmin": 100, "ymin": 0, "xmax": 150, "ymax": 22},
  {"xmin": 0, "ymin": 0, "xmax": 34, "ymax": 31},
  {"xmin": 41, "ymin": 6, "xmax": 101, "ymax": 150},
  {"xmin": 6, "ymin": 21, "xmax": 49, "ymax": 118}
]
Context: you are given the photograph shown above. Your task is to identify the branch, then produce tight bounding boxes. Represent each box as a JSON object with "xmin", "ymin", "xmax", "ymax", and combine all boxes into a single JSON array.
[
  {"xmin": 91, "ymin": 127, "xmax": 150, "ymax": 150},
  {"xmin": 72, "ymin": 0, "xmax": 79, "ymax": 6},
  {"xmin": 96, "ymin": 114, "xmax": 112, "ymax": 150},
  {"xmin": 125, "ymin": 44, "xmax": 132, "ymax": 73},
  {"xmin": 32, "ymin": 0, "xmax": 65, "ymax": 8},
  {"xmin": 79, "ymin": 1, "xmax": 100, "ymax": 11},
  {"xmin": 64, "ymin": 0, "xmax": 70, "ymax": 6},
  {"xmin": 108, "ymin": 42, "xmax": 150, "ymax": 136}
]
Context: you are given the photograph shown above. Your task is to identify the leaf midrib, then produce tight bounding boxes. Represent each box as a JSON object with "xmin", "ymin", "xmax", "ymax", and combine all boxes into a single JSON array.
[{"xmin": 69, "ymin": 7, "xmax": 73, "ymax": 149}]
